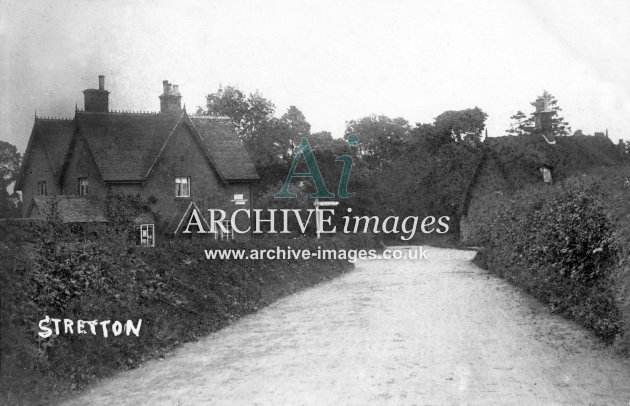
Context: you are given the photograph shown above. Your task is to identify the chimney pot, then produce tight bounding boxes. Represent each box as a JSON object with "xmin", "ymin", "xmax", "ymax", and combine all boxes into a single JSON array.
[
  {"xmin": 83, "ymin": 75, "xmax": 109, "ymax": 112},
  {"xmin": 159, "ymin": 79, "xmax": 182, "ymax": 113}
]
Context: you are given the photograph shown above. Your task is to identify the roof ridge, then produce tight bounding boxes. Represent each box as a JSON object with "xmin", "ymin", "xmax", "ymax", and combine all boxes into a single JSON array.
[
  {"xmin": 36, "ymin": 116, "xmax": 73, "ymax": 121},
  {"xmin": 76, "ymin": 109, "xmax": 161, "ymax": 116},
  {"xmin": 190, "ymin": 115, "xmax": 231, "ymax": 120}
]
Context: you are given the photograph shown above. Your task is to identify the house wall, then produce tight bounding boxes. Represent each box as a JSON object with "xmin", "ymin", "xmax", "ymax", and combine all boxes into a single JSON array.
[
  {"xmin": 460, "ymin": 157, "xmax": 511, "ymax": 244},
  {"xmin": 23, "ymin": 118, "xmax": 254, "ymax": 241},
  {"xmin": 108, "ymin": 184, "xmax": 143, "ymax": 195},
  {"xmin": 61, "ymin": 135, "xmax": 107, "ymax": 199},
  {"xmin": 143, "ymin": 123, "xmax": 252, "ymax": 240},
  {"xmin": 20, "ymin": 136, "xmax": 60, "ymax": 216}
]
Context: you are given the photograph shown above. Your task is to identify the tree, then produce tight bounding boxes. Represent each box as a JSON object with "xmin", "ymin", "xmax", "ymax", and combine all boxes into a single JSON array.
[
  {"xmin": 308, "ymin": 131, "xmax": 335, "ymax": 148},
  {"xmin": 433, "ymin": 107, "xmax": 487, "ymax": 145},
  {"xmin": 0, "ymin": 141, "xmax": 22, "ymax": 218},
  {"xmin": 529, "ymin": 91, "xmax": 571, "ymax": 136},
  {"xmin": 204, "ymin": 85, "xmax": 275, "ymax": 141},
  {"xmin": 246, "ymin": 118, "xmax": 294, "ymax": 168},
  {"xmin": 408, "ymin": 122, "xmax": 454, "ymax": 153},
  {"xmin": 280, "ymin": 106, "xmax": 311, "ymax": 140},
  {"xmin": 506, "ymin": 110, "xmax": 530, "ymax": 136},
  {"xmin": 508, "ymin": 91, "xmax": 571, "ymax": 137},
  {"xmin": 344, "ymin": 115, "xmax": 410, "ymax": 166}
]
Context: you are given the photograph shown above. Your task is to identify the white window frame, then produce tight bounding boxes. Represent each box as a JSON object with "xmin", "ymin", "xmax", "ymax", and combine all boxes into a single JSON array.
[
  {"xmin": 175, "ymin": 176, "xmax": 191, "ymax": 197},
  {"xmin": 137, "ymin": 224, "xmax": 155, "ymax": 247},
  {"xmin": 540, "ymin": 167, "xmax": 552, "ymax": 183},
  {"xmin": 37, "ymin": 181, "xmax": 47, "ymax": 196},
  {"xmin": 216, "ymin": 219, "xmax": 234, "ymax": 240},
  {"xmin": 78, "ymin": 177, "xmax": 88, "ymax": 195}
]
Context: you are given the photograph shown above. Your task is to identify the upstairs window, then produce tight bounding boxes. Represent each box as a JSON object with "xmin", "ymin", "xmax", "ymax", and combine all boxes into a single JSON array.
[
  {"xmin": 78, "ymin": 177, "xmax": 89, "ymax": 195},
  {"xmin": 175, "ymin": 177, "xmax": 190, "ymax": 197},
  {"xmin": 37, "ymin": 181, "xmax": 47, "ymax": 196}
]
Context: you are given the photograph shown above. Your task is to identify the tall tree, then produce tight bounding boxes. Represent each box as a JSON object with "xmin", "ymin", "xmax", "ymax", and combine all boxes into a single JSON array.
[
  {"xmin": 204, "ymin": 85, "xmax": 275, "ymax": 141},
  {"xmin": 280, "ymin": 106, "xmax": 311, "ymax": 140},
  {"xmin": 344, "ymin": 115, "xmax": 410, "ymax": 166},
  {"xmin": 508, "ymin": 91, "xmax": 571, "ymax": 137},
  {"xmin": 529, "ymin": 91, "xmax": 571, "ymax": 136}
]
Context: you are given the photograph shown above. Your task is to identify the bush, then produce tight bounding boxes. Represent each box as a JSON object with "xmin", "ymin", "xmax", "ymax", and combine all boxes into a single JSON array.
[
  {"xmin": 479, "ymin": 179, "xmax": 624, "ymax": 342},
  {"xmin": 0, "ymin": 221, "xmax": 364, "ymax": 404}
]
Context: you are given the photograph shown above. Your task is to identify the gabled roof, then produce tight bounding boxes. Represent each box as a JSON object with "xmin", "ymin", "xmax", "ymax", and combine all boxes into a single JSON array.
[
  {"xmin": 69, "ymin": 111, "xmax": 259, "ymax": 183},
  {"xmin": 133, "ymin": 212, "xmax": 157, "ymax": 225},
  {"xmin": 17, "ymin": 109, "xmax": 259, "ymax": 189},
  {"xmin": 15, "ymin": 118, "xmax": 75, "ymax": 189},
  {"xmin": 458, "ymin": 134, "xmax": 627, "ymax": 217},
  {"xmin": 189, "ymin": 116, "xmax": 259, "ymax": 181},
  {"xmin": 75, "ymin": 111, "xmax": 182, "ymax": 182},
  {"xmin": 482, "ymin": 134, "xmax": 626, "ymax": 188},
  {"xmin": 28, "ymin": 196, "xmax": 108, "ymax": 223}
]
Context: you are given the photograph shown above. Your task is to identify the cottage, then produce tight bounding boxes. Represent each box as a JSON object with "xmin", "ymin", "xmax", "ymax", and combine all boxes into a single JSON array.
[
  {"xmin": 458, "ymin": 133, "xmax": 626, "ymax": 244},
  {"xmin": 15, "ymin": 76, "xmax": 259, "ymax": 244}
]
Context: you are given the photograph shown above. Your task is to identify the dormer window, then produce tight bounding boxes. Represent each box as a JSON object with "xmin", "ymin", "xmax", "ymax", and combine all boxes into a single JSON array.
[
  {"xmin": 78, "ymin": 177, "xmax": 89, "ymax": 195},
  {"xmin": 175, "ymin": 177, "xmax": 190, "ymax": 197},
  {"xmin": 540, "ymin": 167, "xmax": 552, "ymax": 184},
  {"xmin": 37, "ymin": 181, "xmax": 47, "ymax": 196}
]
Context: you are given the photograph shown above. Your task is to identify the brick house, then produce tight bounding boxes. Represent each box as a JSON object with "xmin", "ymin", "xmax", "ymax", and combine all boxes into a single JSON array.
[{"xmin": 15, "ymin": 76, "xmax": 259, "ymax": 245}]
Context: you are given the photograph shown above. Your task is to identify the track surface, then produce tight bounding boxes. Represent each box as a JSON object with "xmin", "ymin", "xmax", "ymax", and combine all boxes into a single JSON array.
[{"xmin": 64, "ymin": 247, "xmax": 630, "ymax": 405}]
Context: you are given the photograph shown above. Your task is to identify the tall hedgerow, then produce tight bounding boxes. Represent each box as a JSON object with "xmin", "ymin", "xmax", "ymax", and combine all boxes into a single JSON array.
[{"xmin": 479, "ymin": 180, "xmax": 623, "ymax": 342}]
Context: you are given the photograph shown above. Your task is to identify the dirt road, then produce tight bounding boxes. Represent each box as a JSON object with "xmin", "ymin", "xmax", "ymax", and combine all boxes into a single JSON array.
[{"xmin": 64, "ymin": 247, "xmax": 630, "ymax": 405}]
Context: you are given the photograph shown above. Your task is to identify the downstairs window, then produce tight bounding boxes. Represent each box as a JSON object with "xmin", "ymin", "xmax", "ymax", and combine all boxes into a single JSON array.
[{"xmin": 135, "ymin": 224, "xmax": 155, "ymax": 247}]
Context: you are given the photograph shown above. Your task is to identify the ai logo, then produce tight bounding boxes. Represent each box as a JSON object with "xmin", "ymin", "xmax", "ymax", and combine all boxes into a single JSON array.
[{"xmin": 274, "ymin": 136, "xmax": 357, "ymax": 199}]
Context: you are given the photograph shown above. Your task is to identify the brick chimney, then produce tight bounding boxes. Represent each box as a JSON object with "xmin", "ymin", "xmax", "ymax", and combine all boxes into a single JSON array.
[
  {"xmin": 159, "ymin": 80, "xmax": 182, "ymax": 113},
  {"xmin": 83, "ymin": 75, "xmax": 109, "ymax": 112},
  {"xmin": 533, "ymin": 91, "xmax": 553, "ymax": 134}
]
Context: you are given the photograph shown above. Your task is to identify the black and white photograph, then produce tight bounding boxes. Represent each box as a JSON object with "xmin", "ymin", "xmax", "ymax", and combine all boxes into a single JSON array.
[{"xmin": 1, "ymin": 0, "xmax": 630, "ymax": 404}]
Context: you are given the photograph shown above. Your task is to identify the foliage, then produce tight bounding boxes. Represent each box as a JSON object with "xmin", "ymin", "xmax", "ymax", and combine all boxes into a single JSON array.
[
  {"xmin": 204, "ymin": 85, "xmax": 275, "ymax": 141},
  {"xmin": 103, "ymin": 191, "xmax": 150, "ymax": 227},
  {"xmin": 530, "ymin": 91, "xmax": 571, "ymax": 136},
  {"xmin": 507, "ymin": 91, "xmax": 571, "ymax": 137},
  {"xmin": 0, "ymin": 219, "xmax": 366, "ymax": 404},
  {"xmin": 566, "ymin": 166, "xmax": 630, "ymax": 352},
  {"xmin": 201, "ymin": 86, "xmax": 321, "ymax": 200},
  {"xmin": 478, "ymin": 179, "xmax": 623, "ymax": 342},
  {"xmin": 200, "ymin": 84, "xmax": 484, "ymax": 241},
  {"xmin": 338, "ymin": 112, "xmax": 481, "ymax": 229},
  {"xmin": 433, "ymin": 107, "xmax": 487, "ymax": 146},
  {"xmin": 344, "ymin": 115, "xmax": 410, "ymax": 166},
  {"xmin": 0, "ymin": 140, "xmax": 21, "ymax": 188},
  {"xmin": 280, "ymin": 105, "xmax": 311, "ymax": 139},
  {"xmin": 506, "ymin": 110, "xmax": 529, "ymax": 137},
  {"xmin": 0, "ymin": 140, "xmax": 22, "ymax": 218}
]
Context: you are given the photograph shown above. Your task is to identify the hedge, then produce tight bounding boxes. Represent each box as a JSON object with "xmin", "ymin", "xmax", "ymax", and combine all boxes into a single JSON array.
[
  {"xmin": 0, "ymin": 220, "xmax": 372, "ymax": 405},
  {"xmin": 475, "ymin": 179, "xmax": 624, "ymax": 343}
]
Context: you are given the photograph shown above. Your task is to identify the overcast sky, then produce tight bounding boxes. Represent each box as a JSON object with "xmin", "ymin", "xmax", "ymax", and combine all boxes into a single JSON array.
[{"xmin": 1, "ymin": 0, "xmax": 629, "ymax": 152}]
